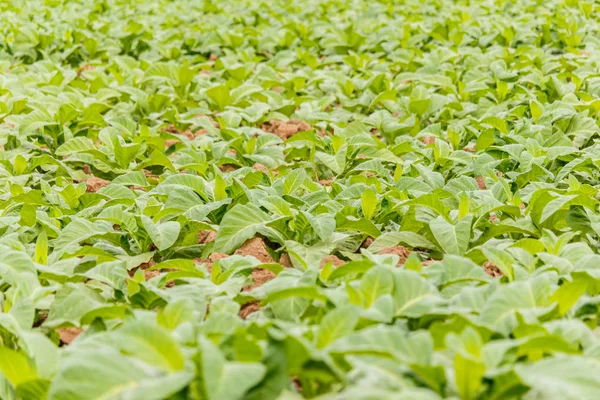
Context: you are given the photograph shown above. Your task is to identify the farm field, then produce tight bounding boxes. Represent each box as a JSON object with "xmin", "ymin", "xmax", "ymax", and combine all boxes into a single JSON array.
[{"xmin": 2, "ymin": 0, "xmax": 600, "ymax": 398}]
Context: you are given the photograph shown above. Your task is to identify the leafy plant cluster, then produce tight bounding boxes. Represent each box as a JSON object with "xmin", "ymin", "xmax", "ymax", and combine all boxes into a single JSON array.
[{"xmin": 1, "ymin": 0, "xmax": 600, "ymax": 398}]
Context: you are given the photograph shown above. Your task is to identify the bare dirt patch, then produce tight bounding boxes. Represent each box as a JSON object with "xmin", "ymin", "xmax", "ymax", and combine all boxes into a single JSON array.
[
  {"xmin": 421, "ymin": 136, "xmax": 436, "ymax": 145},
  {"xmin": 483, "ymin": 261, "xmax": 503, "ymax": 277},
  {"xmin": 161, "ymin": 124, "xmax": 203, "ymax": 141},
  {"xmin": 234, "ymin": 237, "xmax": 274, "ymax": 263},
  {"xmin": 219, "ymin": 164, "xmax": 238, "ymax": 172},
  {"xmin": 128, "ymin": 259, "xmax": 157, "ymax": 279},
  {"xmin": 361, "ymin": 237, "xmax": 375, "ymax": 248},
  {"xmin": 252, "ymin": 163, "xmax": 268, "ymax": 173},
  {"xmin": 57, "ymin": 327, "xmax": 82, "ymax": 345},
  {"xmin": 198, "ymin": 230, "xmax": 217, "ymax": 244},
  {"xmin": 252, "ymin": 268, "xmax": 276, "ymax": 286},
  {"xmin": 476, "ymin": 176, "xmax": 486, "ymax": 190},
  {"xmin": 239, "ymin": 301, "xmax": 261, "ymax": 319},
  {"xmin": 377, "ymin": 246, "xmax": 411, "ymax": 265},
  {"xmin": 77, "ymin": 64, "xmax": 95, "ymax": 77},
  {"xmin": 85, "ymin": 177, "xmax": 110, "ymax": 193},
  {"xmin": 195, "ymin": 252, "xmax": 229, "ymax": 273},
  {"xmin": 320, "ymin": 255, "xmax": 345, "ymax": 268},
  {"xmin": 279, "ymin": 253, "xmax": 294, "ymax": 268},
  {"xmin": 262, "ymin": 119, "xmax": 311, "ymax": 140}
]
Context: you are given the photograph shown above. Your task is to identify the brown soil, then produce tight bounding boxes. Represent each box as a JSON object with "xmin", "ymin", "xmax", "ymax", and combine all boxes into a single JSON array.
[
  {"xmin": 261, "ymin": 119, "xmax": 311, "ymax": 140},
  {"xmin": 377, "ymin": 246, "xmax": 411, "ymax": 265},
  {"xmin": 421, "ymin": 136, "xmax": 436, "ymax": 145},
  {"xmin": 198, "ymin": 230, "xmax": 217, "ymax": 244},
  {"xmin": 161, "ymin": 124, "xmax": 201, "ymax": 141},
  {"xmin": 182, "ymin": 130, "xmax": 197, "ymax": 140},
  {"xmin": 85, "ymin": 177, "xmax": 110, "ymax": 193},
  {"xmin": 234, "ymin": 237, "xmax": 274, "ymax": 263},
  {"xmin": 476, "ymin": 176, "xmax": 486, "ymax": 190},
  {"xmin": 362, "ymin": 237, "xmax": 375, "ymax": 248},
  {"xmin": 279, "ymin": 253, "xmax": 294, "ymax": 268},
  {"xmin": 57, "ymin": 327, "xmax": 82, "ymax": 345},
  {"xmin": 161, "ymin": 124, "xmax": 180, "ymax": 134},
  {"xmin": 239, "ymin": 301, "xmax": 261, "ymax": 319},
  {"xmin": 129, "ymin": 259, "xmax": 156, "ymax": 278},
  {"xmin": 77, "ymin": 64, "xmax": 95, "ymax": 77},
  {"xmin": 252, "ymin": 163, "xmax": 268, "ymax": 173},
  {"xmin": 243, "ymin": 268, "xmax": 276, "ymax": 291},
  {"xmin": 291, "ymin": 377, "xmax": 303, "ymax": 392},
  {"xmin": 196, "ymin": 252, "xmax": 229, "ymax": 273},
  {"xmin": 318, "ymin": 179, "xmax": 333, "ymax": 186},
  {"xmin": 82, "ymin": 164, "xmax": 92, "ymax": 174},
  {"xmin": 219, "ymin": 164, "xmax": 238, "ymax": 172},
  {"xmin": 33, "ymin": 311, "xmax": 48, "ymax": 328},
  {"xmin": 483, "ymin": 261, "xmax": 503, "ymax": 277},
  {"xmin": 144, "ymin": 269, "xmax": 160, "ymax": 280},
  {"xmin": 209, "ymin": 253, "xmax": 229, "ymax": 263},
  {"xmin": 463, "ymin": 146, "xmax": 475, "ymax": 153},
  {"xmin": 320, "ymin": 255, "xmax": 345, "ymax": 268}
]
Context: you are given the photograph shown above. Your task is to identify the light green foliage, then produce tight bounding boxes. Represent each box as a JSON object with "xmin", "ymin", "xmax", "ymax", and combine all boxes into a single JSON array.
[{"xmin": 1, "ymin": 0, "xmax": 600, "ymax": 398}]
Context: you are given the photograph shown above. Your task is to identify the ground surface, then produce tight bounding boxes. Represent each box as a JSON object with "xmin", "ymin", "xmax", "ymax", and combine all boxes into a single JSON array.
[{"xmin": 1, "ymin": 0, "xmax": 600, "ymax": 399}]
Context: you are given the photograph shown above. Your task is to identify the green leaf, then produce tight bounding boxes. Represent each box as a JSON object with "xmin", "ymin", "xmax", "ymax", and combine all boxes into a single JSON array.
[
  {"xmin": 430, "ymin": 215, "xmax": 472, "ymax": 256},
  {"xmin": 360, "ymin": 266, "xmax": 394, "ymax": 307},
  {"xmin": 193, "ymin": 337, "xmax": 266, "ymax": 400},
  {"xmin": 316, "ymin": 306, "xmax": 360, "ymax": 348},
  {"xmin": 34, "ymin": 231, "xmax": 48, "ymax": 265},
  {"xmin": 207, "ymin": 85, "xmax": 232, "ymax": 110},
  {"xmin": 393, "ymin": 270, "xmax": 441, "ymax": 318},
  {"xmin": 361, "ymin": 188, "xmax": 377, "ymax": 220},
  {"xmin": 550, "ymin": 278, "xmax": 587, "ymax": 316},
  {"xmin": 0, "ymin": 348, "xmax": 37, "ymax": 387},
  {"xmin": 516, "ymin": 356, "xmax": 600, "ymax": 400},
  {"xmin": 47, "ymin": 346, "xmax": 191, "ymax": 400},
  {"xmin": 111, "ymin": 320, "xmax": 186, "ymax": 371},
  {"xmin": 142, "ymin": 216, "xmax": 181, "ymax": 251},
  {"xmin": 214, "ymin": 204, "xmax": 271, "ymax": 253}
]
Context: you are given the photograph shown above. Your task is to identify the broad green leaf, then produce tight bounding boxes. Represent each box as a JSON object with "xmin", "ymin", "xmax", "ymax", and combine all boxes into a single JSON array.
[
  {"xmin": 361, "ymin": 188, "xmax": 377, "ymax": 220},
  {"xmin": 316, "ymin": 306, "xmax": 360, "ymax": 348},
  {"xmin": 193, "ymin": 337, "xmax": 266, "ymax": 400},
  {"xmin": 516, "ymin": 356, "xmax": 600, "ymax": 400},
  {"xmin": 214, "ymin": 204, "xmax": 271, "ymax": 253},
  {"xmin": 47, "ymin": 347, "xmax": 191, "ymax": 400},
  {"xmin": 142, "ymin": 216, "xmax": 181, "ymax": 251},
  {"xmin": 430, "ymin": 215, "xmax": 472, "ymax": 256}
]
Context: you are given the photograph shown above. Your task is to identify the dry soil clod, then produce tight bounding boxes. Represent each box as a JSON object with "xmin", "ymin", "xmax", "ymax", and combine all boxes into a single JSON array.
[
  {"xmin": 57, "ymin": 327, "xmax": 83, "ymax": 345},
  {"xmin": 85, "ymin": 177, "xmax": 110, "ymax": 193},
  {"xmin": 483, "ymin": 261, "xmax": 503, "ymax": 277},
  {"xmin": 262, "ymin": 119, "xmax": 311, "ymax": 140}
]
